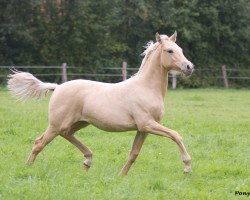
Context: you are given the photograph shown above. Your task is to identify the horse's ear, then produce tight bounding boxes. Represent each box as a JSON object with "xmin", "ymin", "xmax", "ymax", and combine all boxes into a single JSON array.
[
  {"xmin": 169, "ymin": 31, "xmax": 177, "ymax": 42},
  {"xmin": 155, "ymin": 32, "xmax": 161, "ymax": 43}
]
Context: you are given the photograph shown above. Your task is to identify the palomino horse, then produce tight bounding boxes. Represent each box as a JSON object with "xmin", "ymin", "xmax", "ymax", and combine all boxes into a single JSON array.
[{"xmin": 8, "ymin": 32, "xmax": 194, "ymax": 175}]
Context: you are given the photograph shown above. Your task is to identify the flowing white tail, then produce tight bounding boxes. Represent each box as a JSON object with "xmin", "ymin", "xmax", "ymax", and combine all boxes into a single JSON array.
[{"xmin": 7, "ymin": 69, "xmax": 58, "ymax": 101}]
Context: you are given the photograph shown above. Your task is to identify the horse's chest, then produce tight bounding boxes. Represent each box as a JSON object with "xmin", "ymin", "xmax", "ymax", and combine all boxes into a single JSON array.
[
  {"xmin": 148, "ymin": 102, "xmax": 165, "ymax": 121},
  {"xmin": 132, "ymin": 98, "xmax": 165, "ymax": 122}
]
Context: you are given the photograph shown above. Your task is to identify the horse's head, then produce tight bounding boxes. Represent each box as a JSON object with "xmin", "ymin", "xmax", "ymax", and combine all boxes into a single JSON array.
[{"xmin": 156, "ymin": 32, "xmax": 194, "ymax": 76}]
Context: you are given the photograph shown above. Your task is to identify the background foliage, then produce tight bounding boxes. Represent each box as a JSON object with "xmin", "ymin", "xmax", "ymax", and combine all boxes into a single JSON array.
[{"xmin": 0, "ymin": 0, "xmax": 249, "ymax": 86}]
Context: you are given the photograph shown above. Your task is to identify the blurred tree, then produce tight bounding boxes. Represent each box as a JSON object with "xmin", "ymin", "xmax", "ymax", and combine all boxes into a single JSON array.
[
  {"xmin": 0, "ymin": 0, "xmax": 249, "ymax": 86},
  {"xmin": 0, "ymin": 0, "xmax": 36, "ymax": 65}
]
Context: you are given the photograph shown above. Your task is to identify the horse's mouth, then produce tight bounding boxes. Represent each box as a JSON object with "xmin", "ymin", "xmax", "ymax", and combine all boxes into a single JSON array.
[{"xmin": 182, "ymin": 69, "xmax": 194, "ymax": 77}]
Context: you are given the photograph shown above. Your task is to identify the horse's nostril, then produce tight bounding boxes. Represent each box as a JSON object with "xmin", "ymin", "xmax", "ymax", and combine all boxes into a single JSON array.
[{"xmin": 187, "ymin": 65, "xmax": 191, "ymax": 70}]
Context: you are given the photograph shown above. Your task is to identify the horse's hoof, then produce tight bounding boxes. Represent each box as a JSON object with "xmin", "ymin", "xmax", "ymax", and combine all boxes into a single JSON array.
[
  {"xmin": 26, "ymin": 160, "xmax": 33, "ymax": 166},
  {"xmin": 83, "ymin": 163, "xmax": 90, "ymax": 171},
  {"xmin": 119, "ymin": 172, "xmax": 127, "ymax": 176},
  {"xmin": 184, "ymin": 166, "xmax": 192, "ymax": 173}
]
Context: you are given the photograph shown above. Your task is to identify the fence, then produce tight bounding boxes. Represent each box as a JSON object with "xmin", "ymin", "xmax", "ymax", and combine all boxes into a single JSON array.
[
  {"xmin": 0, "ymin": 62, "xmax": 137, "ymax": 84},
  {"xmin": 0, "ymin": 63, "xmax": 249, "ymax": 88}
]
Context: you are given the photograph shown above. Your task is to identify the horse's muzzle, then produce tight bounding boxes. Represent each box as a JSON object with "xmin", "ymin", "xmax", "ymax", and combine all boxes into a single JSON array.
[
  {"xmin": 183, "ymin": 68, "xmax": 194, "ymax": 76},
  {"xmin": 182, "ymin": 62, "xmax": 194, "ymax": 76}
]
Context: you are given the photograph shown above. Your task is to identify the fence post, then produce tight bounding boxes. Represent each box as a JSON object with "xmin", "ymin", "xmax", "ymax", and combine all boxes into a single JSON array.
[
  {"xmin": 61, "ymin": 63, "xmax": 67, "ymax": 83},
  {"xmin": 172, "ymin": 73, "xmax": 177, "ymax": 89},
  {"xmin": 221, "ymin": 65, "xmax": 229, "ymax": 88},
  {"xmin": 122, "ymin": 61, "xmax": 127, "ymax": 81}
]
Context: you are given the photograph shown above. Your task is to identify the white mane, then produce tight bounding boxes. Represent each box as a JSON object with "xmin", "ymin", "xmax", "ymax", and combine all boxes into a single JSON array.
[
  {"xmin": 138, "ymin": 35, "xmax": 169, "ymax": 73},
  {"xmin": 141, "ymin": 41, "xmax": 157, "ymax": 57},
  {"xmin": 138, "ymin": 41, "xmax": 159, "ymax": 73}
]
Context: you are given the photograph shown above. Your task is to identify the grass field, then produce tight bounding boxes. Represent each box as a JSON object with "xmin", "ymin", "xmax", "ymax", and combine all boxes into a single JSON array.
[{"xmin": 0, "ymin": 87, "xmax": 249, "ymax": 200}]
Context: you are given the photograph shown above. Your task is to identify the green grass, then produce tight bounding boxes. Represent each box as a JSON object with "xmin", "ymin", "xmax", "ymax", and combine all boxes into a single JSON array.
[{"xmin": 0, "ymin": 87, "xmax": 249, "ymax": 200}]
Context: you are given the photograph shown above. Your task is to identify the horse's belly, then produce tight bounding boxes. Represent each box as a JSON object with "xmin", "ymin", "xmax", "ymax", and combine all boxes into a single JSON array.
[
  {"xmin": 81, "ymin": 104, "xmax": 136, "ymax": 132},
  {"xmin": 90, "ymin": 119, "xmax": 136, "ymax": 132},
  {"xmin": 83, "ymin": 114, "xmax": 137, "ymax": 132}
]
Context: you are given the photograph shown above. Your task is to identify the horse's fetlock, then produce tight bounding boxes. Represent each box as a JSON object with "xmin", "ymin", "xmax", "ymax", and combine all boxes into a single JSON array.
[
  {"xmin": 183, "ymin": 156, "xmax": 191, "ymax": 164},
  {"xmin": 84, "ymin": 150, "xmax": 93, "ymax": 158},
  {"xmin": 84, "ymin": 156, "xmax": 92, "ymax": 167}
]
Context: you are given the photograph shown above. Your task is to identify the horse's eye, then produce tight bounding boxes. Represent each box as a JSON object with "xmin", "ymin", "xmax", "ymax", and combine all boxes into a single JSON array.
[{"xmin": 167, "ymin": 50, "xmax": 174, "ymax": 54}]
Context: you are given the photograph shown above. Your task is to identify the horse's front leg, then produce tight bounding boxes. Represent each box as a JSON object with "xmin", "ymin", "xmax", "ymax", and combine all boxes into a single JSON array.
[
  {"xmin": 120, "ymin": 131, "xmax": 148, "ymax": 176},
  {"xmin": 143, "ymin": 120, "xmax": 192, "ymax": 173}
]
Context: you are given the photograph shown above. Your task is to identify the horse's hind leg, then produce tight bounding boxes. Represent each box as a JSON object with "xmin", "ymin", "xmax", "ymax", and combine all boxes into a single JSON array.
[
  {"xmin": 27, "ymin": 127, "xmax": 58, "ymax": 165},
  {"xmin": 61, "ymin": 121, "xmax": 93, "ymax": 171}
]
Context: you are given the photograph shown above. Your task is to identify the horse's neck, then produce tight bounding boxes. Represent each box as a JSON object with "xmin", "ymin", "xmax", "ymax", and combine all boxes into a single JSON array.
[{"xmin": 136, "ymin": 47, "xmax": 168, "ymax": 98}]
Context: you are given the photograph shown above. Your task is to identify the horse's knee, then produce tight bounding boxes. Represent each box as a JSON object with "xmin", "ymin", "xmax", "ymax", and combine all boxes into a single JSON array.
[
  {"xmin": 176, "ymin": 134, "xmax": 183, "ymax": 143},
  {"xmin": 35, "ymin": 136, "xmax": 43, "ymax": 145},
  {"xmin": 171, "ymin": 131, "xmax": 183, "ymax": 143}
]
